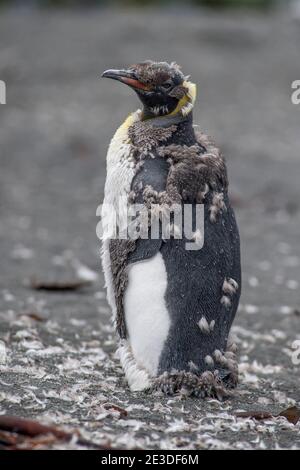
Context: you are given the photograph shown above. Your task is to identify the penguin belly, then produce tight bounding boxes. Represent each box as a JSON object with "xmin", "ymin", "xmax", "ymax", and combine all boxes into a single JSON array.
[{"xmin": 124, "ymin": 252, "xmax": 171, "ymax": 378}]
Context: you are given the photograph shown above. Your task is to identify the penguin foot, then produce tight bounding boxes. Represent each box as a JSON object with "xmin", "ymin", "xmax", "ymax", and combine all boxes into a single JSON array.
[{"xmin": 153, "ymin": 369, "xmax": 237, "ymax": 401}]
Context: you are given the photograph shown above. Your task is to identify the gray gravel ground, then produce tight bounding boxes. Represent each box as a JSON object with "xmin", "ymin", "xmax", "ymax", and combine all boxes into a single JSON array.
[{"xmin": 0, "ymin": 7, "xmax": 299, "ymax": 450}]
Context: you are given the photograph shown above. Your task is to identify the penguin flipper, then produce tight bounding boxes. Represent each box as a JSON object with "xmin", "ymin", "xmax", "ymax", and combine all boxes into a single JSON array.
[{"xmin": 127, "ymin": 152, "xmax": 172, "ymax": 266}]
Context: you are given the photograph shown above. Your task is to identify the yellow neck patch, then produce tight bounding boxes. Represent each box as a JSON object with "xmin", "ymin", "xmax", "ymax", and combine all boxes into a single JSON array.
[
  {"xmin": 120, "ymin": 81, "xmax": 196, "ymax": 130},
  {"xmin": 169, "ymin": 81, "xmax": 197, "ymax": 117},
  {"xmin": 115, "ymin": 110, "xmax": 141, "ymax": 144}
]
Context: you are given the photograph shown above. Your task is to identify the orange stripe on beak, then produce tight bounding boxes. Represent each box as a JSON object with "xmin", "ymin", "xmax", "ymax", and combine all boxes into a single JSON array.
[{"xmin": 121, "ymin": 77, "xmax": 150, "ymax": 91}]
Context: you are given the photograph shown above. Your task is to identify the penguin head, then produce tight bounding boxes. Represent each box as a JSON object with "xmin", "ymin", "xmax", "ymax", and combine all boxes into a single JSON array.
[{"xmin": 102, "ymin": 60, "xmax": 196, "ymax": 120}]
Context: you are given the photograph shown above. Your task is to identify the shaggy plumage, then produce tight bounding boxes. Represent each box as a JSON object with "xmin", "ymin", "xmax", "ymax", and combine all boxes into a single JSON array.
[{"xmin": 101, "ymin": 61, "xmax": 241, "ymax": 397}]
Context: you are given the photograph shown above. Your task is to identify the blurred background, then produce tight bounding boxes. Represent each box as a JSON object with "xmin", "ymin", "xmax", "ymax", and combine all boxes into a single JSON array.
[
  {"xmin": 0, "ymin": 0, "xmax": 293, "ymax": 8},
  {"xmin": 0, "ymin": 0, "xmax": 297, "ymax": 9},
  {"xmin": 1, "ymin": 0, "xmax": 299, "ymax": 301},
  {"xmin": 0, "ymin": 0, "xmax": 299, "ymax": 450}
]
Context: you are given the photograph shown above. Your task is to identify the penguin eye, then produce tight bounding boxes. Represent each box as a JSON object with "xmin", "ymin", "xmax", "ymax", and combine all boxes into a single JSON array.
[{"xmin": 161, "ymin": 81, "xmax": 173, "ymax": 91}]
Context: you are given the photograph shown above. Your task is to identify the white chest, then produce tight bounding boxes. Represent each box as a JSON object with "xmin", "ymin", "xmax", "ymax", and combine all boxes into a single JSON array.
[
  {"xmin": 102, "ymin": 111, "xmax": 141, "ymax": 237},
  {"xmin": 124, "ymin": 252, "xmax": 170, "ymax": 377}
]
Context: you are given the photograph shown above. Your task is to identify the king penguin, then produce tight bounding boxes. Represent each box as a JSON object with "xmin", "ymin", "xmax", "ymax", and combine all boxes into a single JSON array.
[{"xmin": 101, "ymin": 61, "xmax": 241, "ymax": 398}]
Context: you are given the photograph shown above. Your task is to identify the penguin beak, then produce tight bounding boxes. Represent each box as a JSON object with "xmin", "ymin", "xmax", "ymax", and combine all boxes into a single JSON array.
[{"xmin": 101, "ymin": 69, "xmax": 150, "ymax": 91}]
